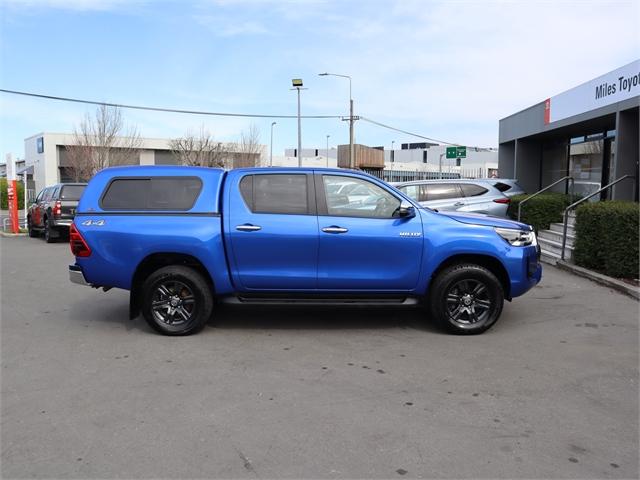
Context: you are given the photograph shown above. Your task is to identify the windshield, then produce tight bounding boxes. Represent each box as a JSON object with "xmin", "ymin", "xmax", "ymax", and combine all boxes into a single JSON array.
[{"xmin": 60, "ymin": 185, "xmax": 86, "ymax": 200}]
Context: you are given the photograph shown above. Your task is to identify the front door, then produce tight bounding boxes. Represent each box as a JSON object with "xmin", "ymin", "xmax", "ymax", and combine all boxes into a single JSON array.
[
  {"xmin": 316, "ymin": 174, "xmax": 424, "ymax": 291},
  {"xmin": 227, "ymin": 172, "xmax": 318, "ymax": 291}
]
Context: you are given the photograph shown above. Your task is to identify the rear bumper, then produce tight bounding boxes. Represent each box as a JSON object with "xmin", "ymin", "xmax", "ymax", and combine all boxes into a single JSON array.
[
  {"xmin": 52, "ymin": 219, "xmax": 73, "ymax": 227},
  {"xmin": 69, "ymin": 264, "xmax": 90, "ymax": 286}
]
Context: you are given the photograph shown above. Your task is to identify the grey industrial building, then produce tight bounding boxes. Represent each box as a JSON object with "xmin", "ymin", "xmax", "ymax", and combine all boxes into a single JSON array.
[{"xmin": 499, "ymin": 60, "xmax": 639, "ymax": 201}]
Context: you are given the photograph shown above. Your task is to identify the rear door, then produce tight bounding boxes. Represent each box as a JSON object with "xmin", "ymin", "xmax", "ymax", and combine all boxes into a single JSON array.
[
  {"xmin": 316, "ymin": 173, "xmax": 423, "ymax": 291},
  {"xmin": 227, "ymin": 172, "xmax": 319, "ymax": 291},
  {"xmin": 424, "ymin": 183, "xmax": 465, "ymax": 211},
  {"xmin": 458, "ymin": 183, "xmax": 491, "ymax": 213},
  {"xmin": 30, "ymin": 189, "xmax": 46, "ymax": 226},
  {"xmin": 37, "ymin": 187, "xmax": 52, "ymax": 226}
]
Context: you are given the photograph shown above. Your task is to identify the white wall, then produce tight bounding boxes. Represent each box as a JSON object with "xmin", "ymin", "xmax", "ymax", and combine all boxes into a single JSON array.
[
  {"xmin": 269, "ymin": 155, "xmax": 338, "ymax": 168},
  {"xmin": 23, "ymin": 132, "xmax": 268, "ymax": 192}
]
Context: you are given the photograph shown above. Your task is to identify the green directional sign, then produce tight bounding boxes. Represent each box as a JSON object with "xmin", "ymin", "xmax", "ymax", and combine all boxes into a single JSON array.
[{"xmin": 446, "ymin": 146, "xmax": 467, "ymax": 159}]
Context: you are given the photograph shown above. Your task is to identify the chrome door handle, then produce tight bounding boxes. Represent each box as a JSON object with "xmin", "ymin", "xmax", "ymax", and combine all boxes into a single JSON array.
[
  {"xmin": 236, "ymin": 224, "xmax": 262, "ymax": 232},
  {"xmin": 322, "ymin": 226, "xmax": 348, "ymax": 234},
  {"xmin": 453, "ymin": 202, "xmax": 465, "ymax": 207}
]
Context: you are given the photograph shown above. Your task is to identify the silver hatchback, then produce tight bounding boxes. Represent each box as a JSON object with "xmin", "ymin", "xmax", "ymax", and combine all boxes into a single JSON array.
[{"xmin": 395, "ymin": 179, "xmax": 511, "ymax": 217}]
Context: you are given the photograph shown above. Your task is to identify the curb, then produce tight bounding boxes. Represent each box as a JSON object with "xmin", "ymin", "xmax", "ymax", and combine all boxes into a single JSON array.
[
  {"xmin": 0, "ymin": 232, "xmax": 28, "ymax": 237},
  {"xmin": 556, "ymin": 260, "xmax": 639, "ymax": 301}
]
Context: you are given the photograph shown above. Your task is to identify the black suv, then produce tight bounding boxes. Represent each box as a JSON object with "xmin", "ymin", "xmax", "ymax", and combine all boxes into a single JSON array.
[{"xmin": 28, "ymin": 183, "xmax": 87, "ymax": 242}]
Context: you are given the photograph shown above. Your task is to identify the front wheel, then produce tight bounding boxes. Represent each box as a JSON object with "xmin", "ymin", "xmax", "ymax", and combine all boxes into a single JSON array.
[
  {"xmin": 141, "ymin": 265, "xmax": 213, "ymax": 336},
  {"xmin": 429, "ymin": 264, "xmax": 504, "ymax": 335},
  {"xmin": 27, "ymin": 217, "xmax": 38, "ymax": 238}
]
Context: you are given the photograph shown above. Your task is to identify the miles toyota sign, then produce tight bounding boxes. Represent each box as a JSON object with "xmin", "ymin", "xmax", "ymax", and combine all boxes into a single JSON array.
[{"xmin": 544, "ymin": 59, "xmax": 640, "ymax": 124}]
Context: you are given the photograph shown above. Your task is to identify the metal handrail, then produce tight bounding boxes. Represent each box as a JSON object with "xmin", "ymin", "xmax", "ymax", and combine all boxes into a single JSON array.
[
  {"xmin": 517, "ymin": 176, "xmax": 574, "ymax": 222},
  {"xmin": 560, "ymin": 175, "xmax": 635, "ymax": 260}
]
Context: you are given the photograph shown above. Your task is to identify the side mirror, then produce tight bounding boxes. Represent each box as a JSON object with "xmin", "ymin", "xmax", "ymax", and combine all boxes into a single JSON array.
[{"xmin": 397, "ymin": 202, "xmax": 416, "ymax": 218}]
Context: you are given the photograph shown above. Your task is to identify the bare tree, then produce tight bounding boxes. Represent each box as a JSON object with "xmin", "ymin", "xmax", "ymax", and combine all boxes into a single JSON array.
[
  {"xmin": 170, "ymin": 126, "xmax": 230, "ymax": 168},
  {"xmin": 233, "ymin": 123, "xmax": 262, "ymax": 168},
  {"xmin": 64, "ymin": 104, "xmax": 141, "ymax": 181}
]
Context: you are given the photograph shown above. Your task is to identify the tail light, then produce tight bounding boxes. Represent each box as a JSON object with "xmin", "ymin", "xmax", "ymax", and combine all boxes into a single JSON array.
[
  {"xmin": 69, "ymin": 223, "xmax": 91, "ymax": 257},
  {"xmin": 493, "ymin": 197, "xmax": 511, "ymax": 204},
  {"xmin": 53, "ymin": 200, "xmax": 62, "ymax": 217}
]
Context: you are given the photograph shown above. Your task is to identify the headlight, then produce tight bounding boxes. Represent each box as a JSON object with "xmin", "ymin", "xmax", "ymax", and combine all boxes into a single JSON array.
[{"xmin": 494, "ymin": 227, "xmax": 537, "ymax": 247}]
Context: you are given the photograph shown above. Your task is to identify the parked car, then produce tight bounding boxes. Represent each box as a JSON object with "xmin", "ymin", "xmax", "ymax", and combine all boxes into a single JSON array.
[
  {"xmin": 486, "ymin": 179, "xmax": 526, "ymax": 197},
  {"xmin": 28, "ymin": 183, "xmax": 87, "ymax": 242},
  {"xmin": 68, "ymin": 166, "xmax": 541, "ymax": 336},
  {"xmin": 394, "ymin": 179, "xmax": 511, "ymax": 216}
]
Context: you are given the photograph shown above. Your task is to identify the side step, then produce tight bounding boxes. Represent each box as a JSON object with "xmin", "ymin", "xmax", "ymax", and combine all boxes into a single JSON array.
[{"xmin": 220, "ymin": 294, "xmax": 421, "ymax": 307}]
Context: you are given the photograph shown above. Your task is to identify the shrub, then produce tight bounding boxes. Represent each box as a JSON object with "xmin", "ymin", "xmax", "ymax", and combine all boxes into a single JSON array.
[
  {"xmin": 0, "ymin": 178, "xmax": 25, "ymax": 210},
  {"xmin": 507, "ymin": 193, "xmax": 572, "ymax": 232},
  {"xmin": 573, "ymin": 201, "xmax": 639, "ymax": 279}
]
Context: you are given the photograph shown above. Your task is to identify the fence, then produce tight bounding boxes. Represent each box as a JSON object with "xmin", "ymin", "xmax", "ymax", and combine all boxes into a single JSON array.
[
  {"xmin": 361, "ymin": 167, "xmax": 494, "ymax": 183},
  {"xmin": 362, "ymin": 169, "xmax": 460, "ymax": 183}
]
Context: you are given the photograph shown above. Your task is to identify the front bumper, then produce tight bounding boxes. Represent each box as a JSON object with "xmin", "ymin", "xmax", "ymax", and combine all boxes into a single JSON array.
[{"xmin": 69, "ymin": 265, "xmax": 90, "ymax": 286}]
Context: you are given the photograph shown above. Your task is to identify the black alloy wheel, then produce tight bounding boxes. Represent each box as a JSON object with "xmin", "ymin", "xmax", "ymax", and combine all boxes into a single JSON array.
[
  {"xmin": 429, "ymin": 263, "xmax": 504, "ymax": 335},
  {"xmin": 445, "ymin": 279, "xmax": 492, "ymax": 326},
  {"xmin": 44, "ymin": 219, "xmax": 55, "ymax": 243},
  {"xmin": 141, "ymin": 265, "xmax": 213, "ymax": 335}
]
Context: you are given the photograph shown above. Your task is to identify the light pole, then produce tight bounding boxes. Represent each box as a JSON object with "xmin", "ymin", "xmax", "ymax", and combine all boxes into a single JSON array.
[
  {"xmin": 319, "ymin": 72, "xmax": 354, "ymax": 169},
  {"xmin": 270, "ymin": 121, "xmax": 276, "ymax": 167},
  {"xmin": 291, "ymin": 78, "xmax": 306, "ymax": 167},
  {"xmin": 391, "ymin": 140, "xmax": 395, "ymax": 164},
  {"xmin": 326, "ymin": 135, "xmax": 330, "ymax": 168},
  {"xmin": 439, "ymin": 152, "xmax": 445, "ymax": 179}
]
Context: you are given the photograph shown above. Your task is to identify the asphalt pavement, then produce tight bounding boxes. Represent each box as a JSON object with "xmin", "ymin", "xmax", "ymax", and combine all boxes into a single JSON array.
[{"xmin": 1, "ymin": 236, "xmax": 638, "ymax": 479}]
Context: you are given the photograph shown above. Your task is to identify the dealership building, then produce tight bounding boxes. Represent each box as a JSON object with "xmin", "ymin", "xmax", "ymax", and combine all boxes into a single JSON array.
[{"xmin": 499, "ymin": 60, "xmax": 639, "ymax": 201}]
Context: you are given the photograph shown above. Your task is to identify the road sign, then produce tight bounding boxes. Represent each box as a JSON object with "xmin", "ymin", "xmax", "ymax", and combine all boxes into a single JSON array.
[{"xmin": 446, "ymin": 146, "xmax": 466, "ymax": 159}]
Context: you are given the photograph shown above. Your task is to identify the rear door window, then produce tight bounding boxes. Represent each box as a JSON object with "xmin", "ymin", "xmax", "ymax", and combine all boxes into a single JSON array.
[
  {"xmin": 425, "ymin": 183, "xmax": 463, "ymax": 201},
  {"xmin": 240, "ymin": 174, "xmax": 309, "ymax": 215},
  {"xmin": 60, "ymin": 185, "xmax": 86, "ymax": 201},
  {"xmin": 101, "ymin": 177, "xmax": 202, "ymax": 210},
  {"xmin": 460, "ymin": 184, "xmax": 489, "ymax": 197}
]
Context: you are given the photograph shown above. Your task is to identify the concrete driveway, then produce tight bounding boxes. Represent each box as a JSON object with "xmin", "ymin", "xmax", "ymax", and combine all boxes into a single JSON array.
[{"xmin": 1, "ymin": 237, "xmax": 638, "ymax": 479}]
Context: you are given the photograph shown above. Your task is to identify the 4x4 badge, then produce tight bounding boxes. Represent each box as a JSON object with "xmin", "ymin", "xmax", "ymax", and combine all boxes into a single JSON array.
[{"xmin": 81, "ymin": 219, "xmax": 105, "ymax": 226}]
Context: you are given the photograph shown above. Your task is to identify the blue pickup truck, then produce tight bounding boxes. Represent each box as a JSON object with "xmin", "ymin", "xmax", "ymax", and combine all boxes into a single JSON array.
[{"xmin": 69, "ymin": 166, "xmax": 541, "ymax": 336}]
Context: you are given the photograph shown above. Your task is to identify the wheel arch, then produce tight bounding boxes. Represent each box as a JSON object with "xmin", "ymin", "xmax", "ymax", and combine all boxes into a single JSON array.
[
  {"xmin": 129, "ymin": 252, "xmax": 215, "ymax": 319},
  {"xmin": 430, "ymin": 253, "xmax": 511, "ymax": 300}
]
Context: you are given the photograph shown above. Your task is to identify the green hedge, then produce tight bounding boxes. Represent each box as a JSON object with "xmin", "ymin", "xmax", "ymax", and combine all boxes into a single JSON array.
[
  {"xmin": 573, "ymin": 201, "xmax": 639, "ymax": 279},
  {"xmin": 507, "ymin": 193, "xmax": 573, "ymax": 232},
  {"xmin": 0, "ymin": 178, "xmax": 25, "ymax": 210}
]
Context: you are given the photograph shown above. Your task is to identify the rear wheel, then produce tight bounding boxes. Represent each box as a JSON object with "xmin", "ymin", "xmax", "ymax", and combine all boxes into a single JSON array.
[
  {"xmin": 141, "ymin": 265, "xmax": 213, "ymax": 336},
  {"xmin": 429, "ymin": 264, "xmax": 504, "ymax": 335},
  {"xmin": 44, "ymin": 218, "xmax": 56, "ymax": 243}
]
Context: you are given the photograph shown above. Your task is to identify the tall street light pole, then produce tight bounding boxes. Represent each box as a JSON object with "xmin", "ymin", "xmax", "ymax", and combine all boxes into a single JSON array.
[
  {"xmin": 319, "ymin": 72, "xmax": 354, "ymax": 169},
  {"xmin": 326, "ymin": 134, "xmax": 330, "ymax": 168},
  {"xmin": 270, "ymin": 121, "xmax": 276, "ymax": 167},
  {"xmin": 291, "ymin": 78, "xmax": 306, "ymax": 167}
]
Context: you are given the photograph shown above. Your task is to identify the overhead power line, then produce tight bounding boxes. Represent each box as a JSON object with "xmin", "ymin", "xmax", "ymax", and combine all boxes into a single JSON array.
[
  {"xmin": 0, "ymin": 88, "xmax": 343, "ymax": 119},
  {"xmin": 359, "ymin": 116, "xmax": 458, "ymax": 146},
  {"xmin": 1, "ymin": 88, "xmax": 492, "ymax": 149}
]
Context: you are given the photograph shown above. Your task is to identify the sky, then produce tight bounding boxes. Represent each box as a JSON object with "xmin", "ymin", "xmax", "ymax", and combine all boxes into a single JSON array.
[{"xmin": 1, "ymin": 0, "xmax": 639, "ymax": 161}]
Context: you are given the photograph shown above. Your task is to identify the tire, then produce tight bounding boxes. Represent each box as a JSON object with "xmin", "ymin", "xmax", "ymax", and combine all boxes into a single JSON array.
[
  {"xmin": 44, "ymin": 218, "xmax": 56, "ymax": 243},
  {"xmin": 27, "ymin": 217, "xmax": 38, "ymax": 238},
  {"xmin": 141, "ymin": 265, "xmax": 213, "ymax": 336},
  {"xmin": 429, "ymin": 263, "xmax": 504, "ymax": 335}
]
